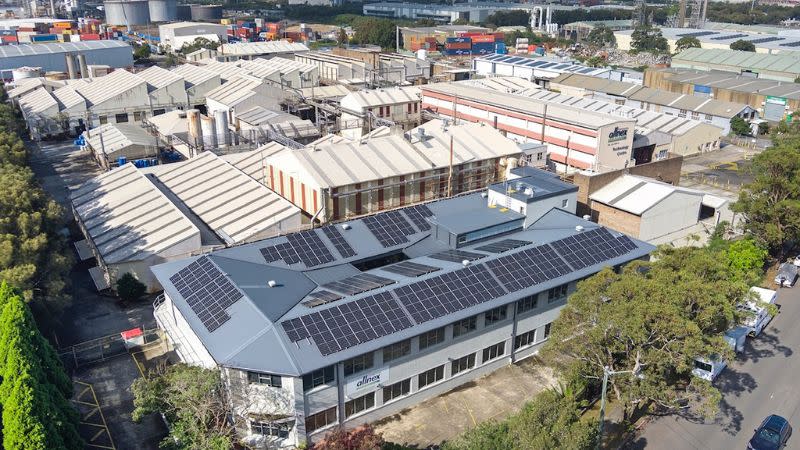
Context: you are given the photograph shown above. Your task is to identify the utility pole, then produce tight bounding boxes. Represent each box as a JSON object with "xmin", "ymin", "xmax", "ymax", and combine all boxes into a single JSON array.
[
  {"xmin": 597, "ymin": 366, "xmax": 640, "ymax": 450},
  {"xmin": 447, "ymin": 134, "xmax": 454, "ymax": 197}
]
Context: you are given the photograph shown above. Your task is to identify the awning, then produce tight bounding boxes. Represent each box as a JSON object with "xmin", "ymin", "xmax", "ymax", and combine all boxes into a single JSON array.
[
  {"xmin": 88, "ymin": 266, "xmax": 110, "ymax": 291},
  {"xmin": 701, "ymin": 194, "xmax": 728, "ymax": 210},
  {"xmin": 73, "ymin": 239, "xmax": 94, "ymax": 261}
]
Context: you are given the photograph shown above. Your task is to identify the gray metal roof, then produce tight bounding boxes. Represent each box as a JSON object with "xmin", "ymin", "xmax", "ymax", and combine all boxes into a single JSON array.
[
  {"xmin": 151, "ymin": 187, "xmax": 654, "ymax": 376},
  {"xmin": 494, "ymin": 166, "xmax": 579, "ymax": 204},
  {"xmin": 84, "ymin": 123, "xmax": 156, "ymax": 157},
  {"xmin": 0, "ymin": 40, "xmax": 131, "ymax": 58}
]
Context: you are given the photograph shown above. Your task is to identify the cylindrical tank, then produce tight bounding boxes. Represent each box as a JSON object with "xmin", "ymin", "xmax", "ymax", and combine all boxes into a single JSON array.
[
  {"xmin": 200, "ymin": 114, "xmax": 217, "ymax": 149},
  {"xmin": 148, "ymin": 0, "xmax": 177, "ymax": 22},
  {"xmin": 64, "ymin": 53, "xmax": 78, "ymax": 79},
  {"xmin": 416, "ymin": 49, "xmax": 427, "ymax": 60},
  {"xmin": 175, "ymin": 4, "xmax": 191, "ymax": 20},
  {"xmin": 190, "ymin": 4, "xmax": 222, "ymax": 21},
  {"xmin": 186, "ymin": 109, "xmax": 201, "ymax": 148},
  {"xmin": 76, "ymin": 54, "xmax": 89, "ymax": 79},
  {"xmin": 104, "ymin": 0, "xmax": 150, "ymax": 26},
  {"xmin": 12, "ymin": 66, "xmax": 42, "ymax": 82},
  {"xmin": 213, "ymin": 109, "xmax": 229, "ymax": 146}
]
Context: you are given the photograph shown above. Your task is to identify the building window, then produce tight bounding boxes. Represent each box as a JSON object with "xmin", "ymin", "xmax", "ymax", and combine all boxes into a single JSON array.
[
  {"xmin": 451, "ymin": 353, "xmax": 476, "ymax": 375},
  {"xmin": 418, "ymin": 365, "xmax": 444, "ymax": 388},
  {"xmin": 305, "ymin": 407, "xmax": 337, "ymax": 432},
  {"xmin": 153, "ymin": 109, "xmax": 166, "ymax": 116},
  {"xmin": 482, "ymin": 341, "xmax": 506, "ymax": 363},
  {"xmin": 537, "ymin": 152, "xmax": 544, "ymax": 161},
  {"xmin": 657, "ymin": 149, "xmax": 668, "ymax": 160},
  {"xmin": 452, "ymin": 316, "xmax": 477, "ymax": 338},
  {"xmin": 484, "ymin": 306, "xmax": 507, "ymax": 326},
  {"xmin": 251, "ymin": 420, "xmax": 291, "ymax": 438},
  {"xmin": 548, "ymin": 284, "xmax": 568, "ymax": 303},
  {"xmin": 418, "ymin": 327, "xmax": 445, "ymax": 351},
  {"xmin": 691, "ymin": 111, "xmax": 699, "ymax": 120},
  {"xmin": 413, "ymin": 102, "xmax": 418, "ymax": 113},
  {"xmin": 678, "ymin": 109, "xmax": 687, "ymax": 118},
  {"xmin": 344, "ymin": 392, "xmax": 375, "ymax": 418},
  {"xmin": 540, "ymin": 323, "xmax": 552, "ymax": 342},
  {"xmin": 343, "ymin": 353, "xmax": 374, "ymax": 377},
  {"xmin": 383, "ymin": 339, "xmax": 411, "ymax": 363},
  {"xmin": 383, "ymin": 378, "xmax": 411, "ymax": 402},
  {"xmin": 302, "ymin": 366, "xmax": 335, "ymax": 392},
  {"xmin": 705, "ymin": 114, "xmax": 713, "ymax": 121},
  {"xmin": 561, "ymin": 199, "xmax": 569, "ymax": 208},
  {"xmin": 115, "ymin": 113, "xmax": 129, "ymax": 123},
  {"xmin": 514, "ymin": 330, "xmax": 536, "ymax": 349},
  {"xmin": 247, "ymin": 371, "xmax": 282, "ymax": 388},
  {"xmin": 98, "ymin": 115, "xmax": 108, "ymax": 124},
  {"xmin": 517, "ymin": 294, "xmax": 538, "ymax": 314},
  {"xmin": 133, "ymin": 111, "xmax": 144, "ymax": 121}
]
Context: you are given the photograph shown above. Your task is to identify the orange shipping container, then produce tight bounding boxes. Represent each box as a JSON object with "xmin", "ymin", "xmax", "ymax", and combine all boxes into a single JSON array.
[
  {"xmin": 471, "ymin": 35, "xmax": 495, "ymax": 43},
  {"xmin": 55, "ymin": 22, "xmax": 72, "ymax": 28}
]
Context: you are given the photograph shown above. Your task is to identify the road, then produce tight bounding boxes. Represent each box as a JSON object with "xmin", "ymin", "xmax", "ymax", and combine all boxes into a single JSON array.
[{"xmin": 630, "ymin": 285, "xmax": 800, "ymax": 449}]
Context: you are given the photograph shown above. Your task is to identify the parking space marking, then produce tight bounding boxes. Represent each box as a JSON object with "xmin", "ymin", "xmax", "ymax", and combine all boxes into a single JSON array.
[{"xmin": 73, "ymin": 380, "xmax": 116, "ymax": 450}]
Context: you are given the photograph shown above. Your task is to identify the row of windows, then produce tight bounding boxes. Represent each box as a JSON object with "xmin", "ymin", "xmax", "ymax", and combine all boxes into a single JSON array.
[
  {"xmin": 306, "ymin": 407, "xmax": 337, "ymax": 432},
  {"xmin": 514, "ymin": 324, "xmax": 551, "ymax": 349},
  {"xmin": 251, "ymin": 420, "xmax": 291, "ymax": 438}
]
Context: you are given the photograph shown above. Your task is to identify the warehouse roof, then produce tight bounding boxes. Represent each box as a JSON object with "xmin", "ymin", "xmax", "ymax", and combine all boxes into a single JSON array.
[
  {"xmin": 235, "ymin": 106, "xmax": 319, "ymax": 139},
  {"xmin": 342, "ymin": 86, "xmax": 420, "ymax": 108},
  {"xmin": 74, "ymin": 69, "xmax": 146, "ymax": 106},
  {"xmin": 615, "ymin": 27, "xmax": 800, "ymax": 52},
  {"xmin": 217, "ymin": 41, "xmax": 309, "ymax": 57},
  {"xmin": 298, "ymin": 84, "xmax": 351, "ymax": 100},
  {"xmin": 150, "ymin": 186, "xmax": 653, "ymax": 375},
  {"xmin": 205, "ymin": 75, "xmax": 264, "ymax": 107},
  {"xmin": 552, "ymin": 73, "xmax": 752, "ymax": 118},
  {"xmin": 18, "ymin": 87, "xmax": 57, "ymax": 116},
  {"xmin": 658, "ymin": 68, "xmax": 800, "ymax": 100},
  {"xmin": 85, "ymin": 123, "xmax": 155, "ymax": 157},
  {"xmin": 137, "ymin": 65, "xmax": 184, "ymax": 91},
  {"xmin": 590, "ymin": 174, "xmax": 727, "ymax": 215},
  {"xmin": 475, "ymin": 53, "xmax": 612, "ymax": 79},
  {"xmin": 196, "ymin": 59, "xmax": 244, "ymax": 82},
  {"xmin": 159, "ymin": 21, "xmax": 222, "ymax": 30},
  {"xmin": 267, "ymin": 119, "xmax": 523, "ymax": 188},
  {"xmin": 71, "ymin": 164, "xmax": 199, "ymax": 265},
  {"xmin": 238, "ymin": 58, "xmax": 315, "ymax": 80},
  {"xmin": 0, "ymin": 40, "xmax": 131, "ymax": 58},
  {"xmin": 149, "ymin": 152, "xmax": 300, "ymax": 245},
  {"xmin": 464, "ymin": 76, "xmax": 542, "ymax": 96},
  {"xmin": 171, "ymin": 64, "xmax": 218, "ymax": 87},
  {"xmin": 672, "ymin": 48, "xmax": 800, "ymax": 75},
  {"xmin": 51, "ymin": 85, "xmax": 86, "ymax": 110}
]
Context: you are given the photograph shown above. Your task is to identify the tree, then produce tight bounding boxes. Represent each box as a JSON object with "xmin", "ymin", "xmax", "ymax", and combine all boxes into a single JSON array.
[
  {"xmin": 541, "ymin": 246, "xmax": 752, "ymax": 425},
  {"xmin": 730, "ymin": 116, "xmax": 751, "ymax": 136},
  {"xmin": 758, "ymin": 121, "xmax": 770, "ymax": 135},
  {"xmin": 674, "ymin": 35, "xmax": 701, "ymax": 52},
  {"xmin": 630, "ymin": 25, "xmax": 669, "ymax": 53},
  {"xmin": 351, "ymin": 17, "xmax": 397, "ymax": 50},
  {"xmin": 132, "ymin": 363, "xmax": 234, "ymax": 449},
  {"xmin": 133, "ymin": 44, "xmax": 151, "ymax": 61},
  {"xmin": 484, "ymin": 10, "xmax": 530, "ymax": 27},
  {"xmin": 0, "ymin": 282, "xmax": 82, "ymax": 449},
  {"xmin": 312, "ymin": 424, "xmax": 384, "ymax": 450},
  {"xmin": 730, "ymin": 39, "xmax": 756, "ymax": 52},
  {"xmin": 726, "ymin": 238, "xmax": 769, "ymax": 285},
  {"xmin": 180, "ymin": 37, "xmax": 220, "ymax": 55},
  {"xmin": 117, "ymin": 273, "xmax": 146, "ymax": 302},
  {"xmin": 585, "ymin": 25, "xmax": 616, "ymax": 47},
  {"xmin": 337, "ymin": 27, "xmax": 348, "ymax": 47},
  {"xmin": 732, "ymin": 144, "xmax": 800, "ymax": 259}
]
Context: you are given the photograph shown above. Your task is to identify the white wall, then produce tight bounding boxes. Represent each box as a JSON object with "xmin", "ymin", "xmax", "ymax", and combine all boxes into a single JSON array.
[{"xmin": 639, "ymin": 191, "xmax": 702, "ymax": 241}]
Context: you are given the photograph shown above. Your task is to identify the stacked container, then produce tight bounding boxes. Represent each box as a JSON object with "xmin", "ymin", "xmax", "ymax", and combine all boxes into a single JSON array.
[
  {"xmin": 444, "ymin": 36, "xmax": 471, "ymax": 56},
  {"xmin": 470, "ymin": 34, "xmax": 495, "ymax": 55}
]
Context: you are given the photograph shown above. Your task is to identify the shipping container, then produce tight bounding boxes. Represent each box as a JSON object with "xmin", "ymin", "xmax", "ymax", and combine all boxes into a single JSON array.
[
  {"xmin": 444, "ymin": 48, "xmax": 471, "ymax": 56},
  {"xmin": 1, "ymin": 36, "xmax": 17, "ymax": 43},
  {"xmin": 54, "ymin": 22, "xmax": 72, "ymax": 29},
  {"xmin": 445, "ymin": 36, "xmax": 470, "ymax": 44},
  {"xmin": 471, "ymin": 34, "xmax": 495, "ymax": 43},
  {"xmin": 221, "ymin": 18, "xmax": 233, "ymax": 25},
  {"xmin": 445, "ymin": 43, "xmax": 471, "ymax": 50},
  {"xmin": 81, "ymin": 33, "xmax": 100, "ymax": 40},
  {"xmin": 30, "ymin": 34, "xmax": 58, "ymax": 42}
]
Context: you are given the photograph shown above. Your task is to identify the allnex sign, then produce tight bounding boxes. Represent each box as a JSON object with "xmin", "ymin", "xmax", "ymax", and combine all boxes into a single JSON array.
[{"xmin": 345, "ymin": 368, "xmax": 389, "ymax": 396}]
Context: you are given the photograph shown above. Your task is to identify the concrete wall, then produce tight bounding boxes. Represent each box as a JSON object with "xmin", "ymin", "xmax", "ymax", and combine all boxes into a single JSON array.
[
  {"xmin": 186, "ymin": 74, "xmax": 222, "ymax": 108},
  {"xmin": 670, "ymin": 123, "xmax": 722, "ymax": 157},
  {"xmin": 572, "ymin": 153, "xmax": 683, "ymax": 217},
  {"xmin": 157, "ymin": 293, "xmax": 217, "ymax": 368},
  {"xmin": 639, "ymin": 191, "xmax": 702, "ymax": 241},
  {"xmin": 150, "ymin": 78, "xmax": 189, "ymax": 111}
]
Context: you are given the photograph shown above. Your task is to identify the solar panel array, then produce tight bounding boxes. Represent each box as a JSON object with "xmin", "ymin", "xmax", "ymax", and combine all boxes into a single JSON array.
[
  {"xmin": 281, "ymin": 292, "xmax": 414, "ymax": 355},
  {"xmin": 403, "ymin": 204, "xmax": 435, "ymax": 231},
  {"xmin": 475, "ymin": 239, "xmax": 531, "ymax": 254},
  {"xmin": 549, "ymin": 228, "xmax": 635, "ymax": 270},
  {"xmin": 169, "ymin": 256, "xmax": 243, "ymax": 332},
  {"xmin": 486, "ymin": 244, "xmax": 572, "ymax": 292},
  {"xmin": 260, "ymin": 230, "xmax": 334, "ymax": 267},
  {"xmin": 321, "ymin": 225, "xmax": 356, "ymax": 258},
  {"xmin": 302, "ymin": 290, "xmax": 343, "ymax": 308},
  {"xmin": 711, "ymin": 33, "xmax": 748, "ymax": 40},
  {"xmin": 363, "ymin": 210, "xmax": 417, "ymax": 247},
  {"xmin": 382, "ymin": 260, "xmax": 441, "ymax": 277},
  {"xmin": 321, "ymin": 273, "xmax": 396, "ymax": 296},
  {"xmin": 395, "ymin": 264, "xmax": 507, "ymax": 323},
  {"xmin": 748, "ymin": 36, "xmax": 784, "ymax": 44},
  {"xmin": 780, "ymin": 41, "xmax": 800, "ymax": 47},
  {"xmin": 428, "ymin": 249, "xmax": 486, "ymax": 263},
  {"xmin": 676, "ymin": 31, "xmax": 718, "ymax": 37}
]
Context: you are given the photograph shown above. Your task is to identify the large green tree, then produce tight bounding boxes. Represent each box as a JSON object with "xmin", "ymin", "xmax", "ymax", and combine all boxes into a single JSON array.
[
  {"xmin": 585, "ymin": 25, "xmax": 616, "ymax": 47},
  {"xmin": 732, "ymin": 144, "xmax": 800, "ymax": 259},
  {"xmin": 541, "ymin": 246, "xmax": 751, "ymax": 424},
  {"xmin": 351, "ymin": 17, "xmax": 397, "ymax": 50},
  {"xmin": 674, "ymin": 35, "xmax": 701, "ymax": 52},
  {"xmin": 630, "ymin": 25, "xmax": 669, "ymax": 53},
  {"xmin": 132, "ymin": 364, "xmax": 233, "ymax": 449},
  {"xmin": 730, "ymin": 39, "xmax": 756, "ymax": 52}
]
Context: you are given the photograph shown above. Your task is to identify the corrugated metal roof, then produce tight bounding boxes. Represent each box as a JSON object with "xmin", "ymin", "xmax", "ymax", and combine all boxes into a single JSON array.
[
  {"xmin": 590, "ymin": 174, "xmax": 726, "ymax": 216},
  {"xmin": 0, "ymin": 40, "xmax": 131, "ymax": 58},
  {"xmin": 222, "ymin": 142, "xmax": 288, "ymax": 181},
  {"xmin": 73, "ymin": 69, "xmax": 146, "ymax": 106},
  {"xmin": 343, "ymin": 86, "xmax": 420, "ymax": 108},
  {"xmin": 171, "ymin": 63, "xmax": 218, "ymax": 87},
  {"xmin": 51, "ymin": 85, "xmax": 85, "ymax": 110},
  {"xmin": 152, "ymin": 152, "xmax": 300, "ymax": 245},
  {"xmin": 205, "ymin": 75, "xmax": 263, "ymax": 107},
  {"xmin": 658, "ymin": 68, "xmax": 800, "ymax": 100},
  {"xmin": 18, "ymin": 86, "xmax": 57, "ymax": 116},
  {"xmin": 196, "ymin": 59, "xmax": 246, "ymax": 82},
  {"xmin": 217, "ymin": 41, "xmax": 309, "ymax": 57},
  {"xmin": 137, "ymin": 65, "xmax": 184, "ymax": 90},
  {"xmin": 70, "ymin": 164, "xmax": 199, "ymax": 264},
  {"xmin": 672, "ymin": 48, "xmax": 800, "ymax": 75},
  {"xmin": 85, "ymin": 123, "xmax": 155, "ymax": 156},
  {"xmin": 298, "ymin": 84, "xmax": 351, "ymax": 100}
]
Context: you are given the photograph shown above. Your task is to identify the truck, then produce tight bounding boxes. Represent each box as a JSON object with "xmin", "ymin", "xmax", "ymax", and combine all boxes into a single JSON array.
[
  {"xmin": 692, "ymin": 326, "xmax": 747, "ymax": 381},
  {"xmin": 774, "ymin": 262, "xmax": 798, "ymax": 287},
  {"xmin": 739, "ymin": 287, "xmax": 777, "ymax": 337}
]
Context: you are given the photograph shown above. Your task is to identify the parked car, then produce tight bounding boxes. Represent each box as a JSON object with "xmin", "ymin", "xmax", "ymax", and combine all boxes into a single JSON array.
[
  {"xmin": 748, "ymin": 415, "xmax": 792, "ymax": 449},
  {"xmin": 739, "ymin": 287, "xmax": 777, "ymax": 337},
  {"xmin": 774, "ymin": 263, "xmax": 798, "ymax": 288}
]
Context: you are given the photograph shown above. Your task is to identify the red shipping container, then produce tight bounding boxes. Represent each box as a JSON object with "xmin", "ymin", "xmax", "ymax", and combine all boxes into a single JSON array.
[
  {"xmin": 2, "ymin": 36, "xmax": 17, "ymax": 43},
  {"xmin": 471, "ymin": 35, "xmax": 495, "ymax": 43},
  {"xmin": 445, "ymin": 42, "xmax": 471, "ymax": 50},
  {"xmin": 81, "ymin": 33, "xmax": 100, "ymax": 40}
]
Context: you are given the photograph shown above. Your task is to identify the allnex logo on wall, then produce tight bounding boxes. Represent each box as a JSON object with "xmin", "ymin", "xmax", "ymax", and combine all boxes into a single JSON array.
[
  {"xmin": 607, "ymin": 127, "xmax": 629, "ymax": 143},
  {"xmin": 345, "ymin": 367, "xmax": 389, "ymax": 396}
]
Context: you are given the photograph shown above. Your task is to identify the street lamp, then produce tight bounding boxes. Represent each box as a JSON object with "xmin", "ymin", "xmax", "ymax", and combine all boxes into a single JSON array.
[{"xmin": 597, "ymin": 366, "xmax": 641, "ymax": 450}]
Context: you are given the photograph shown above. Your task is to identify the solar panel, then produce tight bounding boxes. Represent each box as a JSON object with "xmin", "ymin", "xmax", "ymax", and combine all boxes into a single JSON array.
[
  {"xmin": 748, "ymin": 36, "xmax": 783, "ymax": 44},
  {"xmin": 403, "ymin": 204, "xmax": 435, "ymax": 231},
  {"xmin": 780, "ymin": 41, "xmax": 800, "ymax": 47},
  {"xmin": 321, "ymin": 225, "xmax": 356, "ymax": 258},
  {"xmin": 259, "ymin": 230, "xmax": 334, "ymax": 267},
  {"xmin": 474, "ymin": 239, "xmax": 531, "ymax": 254},
  {"xmin": 168, "ymin": 256, "xmax": 243, "ymax": 332},
  {"xmin": 382, "ymin": 260, "xmax": 441, "ymax": 277},
  {"xmin": 322, "ymin": 273, "xmax": 396, "ymax": 296},
  {"xmin": 302, "ymin": 290, "xmax": 344, "ymax": 308},
  {"xmin": 362, "ymin": 210, "xmax": 416, "ymax": 247},
  {"xmin": 428, "ymin": 249, "xmax": 486, "ymax": 263},
  {"xmin": 549, "ymin": 228, "xmax": 635, "ymax": 271},
  {"xmin": 711, "ymin": 33, "xmax": 747, "ymax": 40},
  {"xmin": 395, "ymin": 264, "xmax": 507, "ymax": 324},
  {"xmin": 676, "ymin": 31, "xmax": 718, "ymax": 37},
  {"xmin": 281, "ymin": 292, "xmax": 414, "ymax": 356},
  {"xmin": 485, "ymin": 243, "xmax": 572, "ymax": 293}
]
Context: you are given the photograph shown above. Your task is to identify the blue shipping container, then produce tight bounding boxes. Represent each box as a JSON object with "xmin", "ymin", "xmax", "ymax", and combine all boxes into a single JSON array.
[
  {"xmin": 446, "ymin": 37, "xmax": 471, "ymax": 43},
  {"xmin": 30, "ymin": 34, "xmax": 58, "ymax": 42},
  {"xmin": 444, "ymin": 48, "xmax": 471, "ymax": 56}
]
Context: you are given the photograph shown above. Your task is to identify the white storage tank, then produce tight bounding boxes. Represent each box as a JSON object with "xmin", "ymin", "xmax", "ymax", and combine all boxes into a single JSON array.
[
  {"xmin": 148, "ymin": 0, "xmax": 177, "ymax": 22},
  {"xmin": 12, "ymin": 66, "xmax": 42, "ymax": 82},
  {"xmin": 104, "ymin": 0, "xmax": 151, "ymax": 26}
]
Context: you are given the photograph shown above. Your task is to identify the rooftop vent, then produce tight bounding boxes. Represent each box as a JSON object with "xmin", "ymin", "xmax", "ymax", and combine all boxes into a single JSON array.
[
  {"xmin": 575, "ymin": 225, "xmax": 584, "ymax": 232},
  {"xmin": 462, "ymin": 259, "xmax": 471, "ymax": 267},
  {"xmin": 524, "ymin": 187, "xmax": 534, "ymax": 197},
  {"xmin": 480, "ymin": 192, "xmax": 488, "ymax": 198},
  {"xmin": 582, "ymin": 215, "xmax": 592, "ymax": 221},
  {"xmin": 267, "ymin": 280, "xmax": 277, "ymax": 288},
  {"xmin": 341, "ymin": 223, "xmax": 351, "ymax": 231}
]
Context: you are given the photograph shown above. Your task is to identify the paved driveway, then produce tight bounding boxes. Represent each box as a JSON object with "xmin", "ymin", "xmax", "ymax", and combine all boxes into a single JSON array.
[{"xmin": 630, "ymin": 284, "xmax": 799, "ymax": 449}]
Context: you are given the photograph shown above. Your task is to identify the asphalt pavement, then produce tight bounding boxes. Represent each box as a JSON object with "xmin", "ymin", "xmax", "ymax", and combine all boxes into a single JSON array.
[{"xmin": 630, "ymin": 284, "xmax": 800, "ymax": 449}]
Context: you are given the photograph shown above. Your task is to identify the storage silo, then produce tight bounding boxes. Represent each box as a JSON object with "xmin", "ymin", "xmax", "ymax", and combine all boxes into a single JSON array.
[
  {"xmin": 148, "ymin": 0, "xmax": 177, "ymax": 22},
  {"xmin": 175, "ymin": 4, "xmax": 191, "ymax": 20},
  {"xmin": 104, "ymin": 0, "xmax": 151, "ymax": 26},
  {"xmin": 190, "ymin": 4, "xmax": 222, "ymax": 21}
]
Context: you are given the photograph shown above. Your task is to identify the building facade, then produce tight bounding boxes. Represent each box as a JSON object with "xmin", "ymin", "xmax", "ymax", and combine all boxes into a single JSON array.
[{"xmin": 339, "ymin": 86, "xmax": 421, "ymax": 139}]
